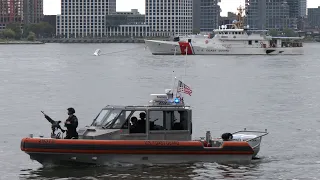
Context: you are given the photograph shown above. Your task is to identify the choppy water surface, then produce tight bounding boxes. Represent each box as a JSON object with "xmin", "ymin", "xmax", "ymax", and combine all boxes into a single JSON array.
[{"xmin": 0, "ymin": 43, "xmax": 320, "ymax": 180}]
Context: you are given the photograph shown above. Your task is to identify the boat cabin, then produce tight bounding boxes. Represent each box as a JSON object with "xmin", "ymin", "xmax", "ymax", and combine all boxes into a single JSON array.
[
  {"xmin": 269, "ymin": 37, "xmax": 303, "ymax": 48},
  {"xmin": 78, "ymin": 90, "xmax": 192, "ymax": 141}
]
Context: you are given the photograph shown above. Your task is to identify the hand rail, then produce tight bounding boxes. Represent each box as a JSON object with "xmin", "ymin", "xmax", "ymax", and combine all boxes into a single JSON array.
[{"xmin": 232, "ymin": 128, "xmax": 269, "ymax": 143}]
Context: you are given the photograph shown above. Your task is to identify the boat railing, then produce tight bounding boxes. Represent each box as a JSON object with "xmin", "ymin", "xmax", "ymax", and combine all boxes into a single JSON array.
[{"xmin": 232, "ymin": 128, "xmax": 269, "ymax": 145}]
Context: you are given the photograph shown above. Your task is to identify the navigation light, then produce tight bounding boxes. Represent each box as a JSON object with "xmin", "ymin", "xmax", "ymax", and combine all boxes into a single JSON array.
[{"xmin": 174, "ymin": 98, "xmax": 180, "ymax": 103}]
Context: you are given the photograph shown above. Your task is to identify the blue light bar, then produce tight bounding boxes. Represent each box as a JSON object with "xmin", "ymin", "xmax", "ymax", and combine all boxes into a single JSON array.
[{"xmin": 174, "ymin": 98, "xmax": 180, "ymax": 103}]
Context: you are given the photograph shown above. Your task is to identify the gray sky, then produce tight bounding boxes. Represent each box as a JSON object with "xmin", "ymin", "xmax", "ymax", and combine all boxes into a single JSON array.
[{"xmin": 44, "ymin": 0, "xmax": 320, "ymax": 16}]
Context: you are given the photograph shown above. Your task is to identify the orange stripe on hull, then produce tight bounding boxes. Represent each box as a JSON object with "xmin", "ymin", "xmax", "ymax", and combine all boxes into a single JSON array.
[
  {"xmin": 21, "ymin": 138, "xmax": 251, "ymax": 147},
  {"xmin": 22, "ymin": 148, "xmax": 253, "ymax": 155}
]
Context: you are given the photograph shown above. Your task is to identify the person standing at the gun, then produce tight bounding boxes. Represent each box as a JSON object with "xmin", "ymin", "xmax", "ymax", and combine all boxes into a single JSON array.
[{"xmin": 64, "ymin": 107, "xmax": 79, "ymax": 139}]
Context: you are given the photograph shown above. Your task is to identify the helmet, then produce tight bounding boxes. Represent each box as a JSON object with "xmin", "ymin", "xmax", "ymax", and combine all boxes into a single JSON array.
[
  {"xmin": 139, "ymin": 112, "xmax": 146, "ymax": 118},
  {"xmin": 67, "ymin": 107, "xmax": 75, "ymax": 114}
]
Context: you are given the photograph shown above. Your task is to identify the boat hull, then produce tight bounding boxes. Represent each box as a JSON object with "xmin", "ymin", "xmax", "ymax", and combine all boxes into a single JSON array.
[
  {"xmin": 27, "ymin": 153, "xmax": 253, "ymax": 165},
  {"xmin": 21, "ymin": 138, "xmax": 254, "ymax": 165},
  {"xmin": 144, "ymin": 40, "xmax": 304, "ymax": 55}
]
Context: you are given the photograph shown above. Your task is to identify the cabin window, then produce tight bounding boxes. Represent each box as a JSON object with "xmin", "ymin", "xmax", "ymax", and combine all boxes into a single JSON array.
[
  {"xmin": 129, "ymin": 110, "xmax": 147, "ymax": 133},
  {"xmin": 110, "ymin": 110, "xmax": 133, "ymax": 129},
  {"xmin": 255, "ymin": 40, "xmax": 258, "ymax": 43},
  {"xmin": 149, "ymin": 110, "xmax": 188, "ymax": 131},
  {"xmin": 248, "ymin": 40, "xmax": 252, "ymax": 45},
  {"xmin": 168, "ymin": 111, "xmax": 188, "ymax": 130},
  {"xmin": 92, "ymin": 109, "xmax": 121, "ymax": 127},
  {"xmin": 149, "ymin": 110, "xmax": 165, "ymax": 130},
  {"xmin": 92, "ymin": 109, "xmax": 110, "ymax": 126}
]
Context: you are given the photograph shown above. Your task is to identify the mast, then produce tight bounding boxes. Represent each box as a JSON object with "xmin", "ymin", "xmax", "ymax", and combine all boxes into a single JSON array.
[{"xmin": 235, "ymin": 5, "xmax": 245, "ymax": 29}]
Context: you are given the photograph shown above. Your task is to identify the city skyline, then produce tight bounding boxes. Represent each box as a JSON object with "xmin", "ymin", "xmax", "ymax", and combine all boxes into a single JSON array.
[{"xmin": 44, "ymin": 0, "xmax": 320, "ymax": 16}]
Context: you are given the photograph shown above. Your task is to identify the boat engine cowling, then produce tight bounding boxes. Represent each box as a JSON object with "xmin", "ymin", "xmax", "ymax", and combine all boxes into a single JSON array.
[{"xmin": 221, "ymin": 133, "xmax": 233, "ymax": 141}]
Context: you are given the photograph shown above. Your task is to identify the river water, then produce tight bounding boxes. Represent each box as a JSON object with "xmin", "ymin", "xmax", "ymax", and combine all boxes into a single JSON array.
[{"xmin": 0, "ymin": 43, "xmax": 320, "ymax": 180}]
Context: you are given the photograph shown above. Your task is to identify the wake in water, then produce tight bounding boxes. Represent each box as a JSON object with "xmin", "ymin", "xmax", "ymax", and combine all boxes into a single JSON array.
[
  {"xmin": 93, "ymin": 49, "xmax": 101, "ymax": 56},
  {"xmin": 92, "ymin": 45, "xmax": 147, "ymax": 56},
  {"xmin": 20, "ymin": 158, "xmax": 272, "ymax": 180}
]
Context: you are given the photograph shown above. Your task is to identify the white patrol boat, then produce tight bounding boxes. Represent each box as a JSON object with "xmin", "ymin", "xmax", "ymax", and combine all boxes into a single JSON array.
[{"xmin": 145, "ymin": 6, "xmax": 304, "ymax": 55}]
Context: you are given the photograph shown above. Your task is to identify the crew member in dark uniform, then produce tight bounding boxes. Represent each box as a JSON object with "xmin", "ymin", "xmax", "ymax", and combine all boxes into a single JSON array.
[{"xmin": 64, "ymin": 107, "xmax": 79, "ymax": 139}]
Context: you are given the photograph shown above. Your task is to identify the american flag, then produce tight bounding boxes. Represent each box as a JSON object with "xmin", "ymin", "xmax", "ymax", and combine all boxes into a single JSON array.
[{"xmin": 177, "ymin": 80, "xmax": 192, "ymax": 96}]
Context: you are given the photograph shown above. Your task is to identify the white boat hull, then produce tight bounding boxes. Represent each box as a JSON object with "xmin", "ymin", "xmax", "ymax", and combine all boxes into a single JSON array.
[
  {"xmin": 28, "ymin": 153, "xmax": 253, "ymax": 166},
  {"xmin": 232, "ymin": 134, "xmax": 262, "ymax": 158},
  {"xmin": 145, "ymin": 40, "xmax": 304, "ymax": 55}
]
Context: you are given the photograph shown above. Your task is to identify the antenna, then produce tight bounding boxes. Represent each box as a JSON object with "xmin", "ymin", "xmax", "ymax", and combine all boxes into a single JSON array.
[
  {"xmin": 184, "ymin": 46, "xmax": 187, "ymax": 77},
  {"xmin": 235, "ymin": 4, "xmax": 245, "ymax": 29},
  {"xmin": 171, "ymin": 46, "xmax": 177, "ymax": 94}
]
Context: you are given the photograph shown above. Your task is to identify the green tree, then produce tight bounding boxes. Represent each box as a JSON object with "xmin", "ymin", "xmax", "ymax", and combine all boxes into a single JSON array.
[
  {"xmin": 268, "ymin": 29, "xmax": 278, "ymax": 36},
  {"xmin": 27, "ymin": 31, "xmax": 36, "ymax": 41},
  {"xmin": 2, "ymin": 29, "xmax": 16, "ymax": 39},
  {"xmin": 23, "ymin": 22, "xmax": 54, "ymax": 38},
  {"xmin": 282, "ymin": 28, "xmax": 297, "ymax": 37},
  {"xmin": 41, "ymin": 22, "xmax": 54, "ymax": 37},
  {"xmin": 6, "ymin": 23, "xmax": 22, "ymax": 39},
  {"xmin": 22, "ymin": 24, "xmax": 38, "ymax": 37}
]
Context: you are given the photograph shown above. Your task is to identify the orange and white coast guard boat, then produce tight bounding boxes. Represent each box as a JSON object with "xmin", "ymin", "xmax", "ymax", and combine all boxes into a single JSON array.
[{"xmin": 21, "ymin": 80, "xmax": 268, "ymax": 166}]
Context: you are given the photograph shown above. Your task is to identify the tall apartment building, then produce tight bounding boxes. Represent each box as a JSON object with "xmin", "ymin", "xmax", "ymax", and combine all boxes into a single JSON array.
[
  {"xmin": 0, "ymin": 0, "xmax": 23, "ymax": 29},
  {"xmin": 193, "ymin": 0, "xmax": 220, "ymax": 33},
  {"xmin": 105, "ymin": 9, "xmax": 150, "ymax": 37},
  {"xmin": 245, "ymin": 0, "xmax": 297, "ymax": 30},
  {"xmin": 23, "ymin": 0, "xmax": 43, "ymax": 25},
  {"xmin": 0, "ymin": 0, "xmax": 43, "ymax": 30},
  {"xmin": 43, "ymin": 15, "xmax": 56, "ymax": 34},
  {"xmin": 308, "ymin": 7, "xmax": 320, "ymax": 29},
  {"xmin": 106, "ymin": 9, "xmax": 145, "ymax": 26},
  {"xmin": 286, "ymin": 0, "xmax": 306, "ymax": 18},
  {"xmin": 298, "ymin": 0, "xmax": 306, "ymax": 18},
  {"xmin": 219, "ymin": 12, "xmax": 237, "ymax": 26},
  {"xmin": 145, "ymin": 0, "xmax": 193, "ymax": 36},
  {"xmin": 286, "ymin": 0, "xmax": 306, "ymax": 30},
  {"xmin": 56, "ymin": 0, "xmax": 116, "ymax": 38}
]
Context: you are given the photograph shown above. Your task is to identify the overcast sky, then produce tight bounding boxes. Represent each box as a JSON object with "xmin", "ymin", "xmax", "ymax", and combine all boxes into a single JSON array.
[{"xmin": 43, "ymin": 0, "xmax": 320, "ymax": 16}]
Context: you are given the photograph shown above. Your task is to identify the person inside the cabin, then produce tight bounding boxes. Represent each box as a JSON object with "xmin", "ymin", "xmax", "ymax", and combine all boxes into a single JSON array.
[
  {"xmin": 64, "ymin": 107, "xmax": 79, "ymax": 139},
  {"xmin": 129, "ymin": 116, "xmax": 138, "ymax": 133},
  {"xmin": 137, "ymin": 112, "xmax": 146, "ymax": 133}
]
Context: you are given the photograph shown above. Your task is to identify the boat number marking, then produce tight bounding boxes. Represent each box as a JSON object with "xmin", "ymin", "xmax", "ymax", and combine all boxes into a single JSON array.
[
  {"xmin": 145, "ymin": 141, "xmax": 179, "ymax": 146},
  {"xmin": 222, "ymin": 44, "xmax": 231, "ymax": 48},
  {"xmin": 38, "ymin": 139, "xmax": 55, "ymax": 144}
]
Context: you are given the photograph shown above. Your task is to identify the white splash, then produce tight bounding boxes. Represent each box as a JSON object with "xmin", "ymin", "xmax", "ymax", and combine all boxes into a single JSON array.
[{"xmin": 93, "ymin": 49, "xmax": 101, "ymax": 56}]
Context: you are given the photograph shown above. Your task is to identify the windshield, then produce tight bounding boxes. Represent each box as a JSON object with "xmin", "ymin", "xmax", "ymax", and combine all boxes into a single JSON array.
[
  {"xmin": 109, "ymin": 110, "xmax": 133, "ymax": 129},
  {"xmin": 92, "ymin": 109, "xmax": 109, "ymax": 126},
  {"xmin": 102, "ymin": 110, "xmax": 121, "ymax": 127},
  {"xmin": 92, "ymin": 109, "xmax": 121, "ymax": 127}
]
